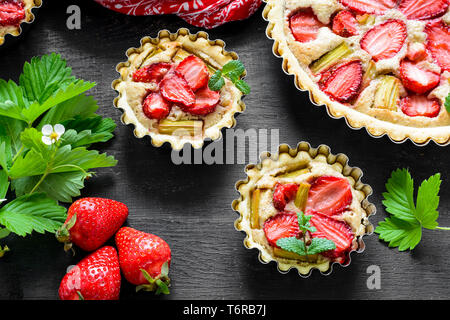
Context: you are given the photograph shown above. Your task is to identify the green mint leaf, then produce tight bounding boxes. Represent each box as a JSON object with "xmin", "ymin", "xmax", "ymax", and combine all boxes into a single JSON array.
[
  {"xmin": 445, "ymin": 93, "xmax": 450, "ymax": 113},
  {"xmin": 382, "ymin": 168, "xmax": 417, "ymax": 224},
  {"xmin": 0, "ymin": 193, "xmax": 66, "ymax": 236},
  {"xmin": 12, "ymin": 171, "xmax": 86, "ymax": 203},
  {"xmin": 19, "ymin": 53, "xmax": 76, "ymax": 104},
  {"xmin": 38, "ymin": 95, "xmax": 99, "ymax": 128},
  {"xmin": 234, "ymin": 80, "xmax": 251, "ymax": 95},
  {"xmin": 415, "ymin": 173, "xmax": 441, "ymax": 230},
  {"xmin": 222, "ymin": 60, "xmax": 245, "ymax": 76},
  {"xmin": 0, "ymin": 79, "xmax": 28, "ymax": 121},
  {"xmin": 276, "ymin": 237, "xmax": 307, "ymax": 256},
  {"xmin": 0, "ymin": 169, "xmax": 9, "ymax": 200},
  {"xmin": 297, "ymin": 212, "xmax": 316, "ymax": 233},
  {"xmin": 375, "ymin": 216, "xmax": 422, "ymax": 251},
  {"xmin": 208, "ymin": 70, "xmax": 225, "ymax": 91},
  {"xmin": 307, "ymin": 237, "xmax": 336, "ymax": 255}
]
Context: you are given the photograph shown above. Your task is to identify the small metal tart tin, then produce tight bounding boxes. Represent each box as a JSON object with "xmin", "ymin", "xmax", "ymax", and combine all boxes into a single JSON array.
[
  {"xmin": 232, "ymin": 142, "xmax": 376, "ymax": 277},
  {"xmin": 262, "ymin": 0, "xmax": 450, "ymax": 146},
  {"xmin": 0, "ymin": 0, "xmax": 42, "ymax": 48},
  {"xmin": 112, "ymin": 28, "xmax": 246, "ymax": 150}
]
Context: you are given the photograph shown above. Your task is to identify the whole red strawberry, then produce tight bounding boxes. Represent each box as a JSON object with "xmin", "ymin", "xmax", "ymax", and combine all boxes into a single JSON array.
[
  {"xmin": 59, "ymin": 246, "xmax": 121, "ymax": 300},
  {"xmin": 56, "ymin": 198, "xmax": 129, "ymax": 252},
  {"xmin": 115, "ymin": 227, "xmax": 171, "ymax": 294}
]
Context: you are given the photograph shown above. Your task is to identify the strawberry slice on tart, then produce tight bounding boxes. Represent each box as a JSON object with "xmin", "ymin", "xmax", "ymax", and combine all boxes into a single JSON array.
[
  {"xmin": 360, "ymin": 20, "xmax": 407, "ymax": 62},
  {"xmin": 400, "ymin": 60, "xmax": 440, "ymax": 94},
  {"xmin": 0, "ymin": 0, "xmax": 25, "ymax": 26},
  {"xmin": 400, "ymin": 95, "xmax": 441, "ymax": 118},
  {"xmin": 272, "ymin": 183, "xmax": 299, "ymax": 211},
  {"xmin": 339, "ymin": 0, "xmax": 397, "ymax": 15},
  {"xmin": 332, "ymin": 10, "xmax": 359, "ymax": 37},
  {"xmin": 399, "ymin": 0, "xmax": 449, "ymax": 21},
  {"xmin": 289, "ymin": 9, "xmax": 326, "ymax": 43},
  {"xmin": 425, "ymin": 20, "xmax": 450, "ymax": 73},
  {"xmin": 175, "ymin": 55, "xmax": 210, "ymax": 91},
  {"xmin": 132, "ymin": 62, "xmax": 172, "ymax": 84},
  {"xmin": 264, "ymin": 212, "xmax": 300, "ymax": 247},
  {"xmin": 306, "ymin": 176, "xmax": 353, "ymax": 217}
]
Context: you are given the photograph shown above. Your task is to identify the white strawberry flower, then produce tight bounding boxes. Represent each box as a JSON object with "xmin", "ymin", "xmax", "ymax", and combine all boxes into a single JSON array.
[{"xmin": 41, "ymin": 124, "xmax": 65, "ymax": 145}]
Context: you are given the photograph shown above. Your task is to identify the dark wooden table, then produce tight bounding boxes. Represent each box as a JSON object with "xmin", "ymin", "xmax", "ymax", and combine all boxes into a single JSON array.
[{"xmin": 0, "ymin": 0, "xmax": 449, "ymax": 300}]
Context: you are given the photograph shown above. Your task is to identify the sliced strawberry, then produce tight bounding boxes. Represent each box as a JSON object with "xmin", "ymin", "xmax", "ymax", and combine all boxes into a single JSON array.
[
  {"xmin": 332, "ymin": 10, "xmax": 359, "ymax": 37},
  {"xmin": 400, "ymin": 95, "xmax": 441, "ymax": 118},
  {"xmin": 160, "ymin": 71, "xmax": 195, "ymax": 107},
  {"xmin": 319, "ymin": 60, "xmax": 362, "ymax": 103},
  {"xmin": 399, "ymin": 0, "xmax": 448, "ymax": 20},
  {"xmin": 360, "ymin": 20, "xmax": 407, "ymax": 62},
  {"xmin": 425, "ymin": 20, "xmax": 450, "ymax": 72},
  {"xmin": 289, "ymin": 9, "xmax": 325, "ymax": 43},
  {"xmin": 142, "ymin": 92, "xmax": 171, "ymax": 120},
  {"xmin": 400, "ymin": 60, "xmax": 440, "ymax": 94},
  {"xmin": 309, "ymin": 213, "xmax": 354, "ymax": 260},
  {"xmin": 272, "ymin": 183, "xmax": 299, "ymax": 211},
  {"xmin": 406, "ymin": 43, "xmax": 428, "ymax": 62},
  {"xmin": 132, "ymin": 62, "xmax": 172, "ymax": 83},
  {"xmin": 0, "ymin": 0, "xmax": 25, "ymax": 26},
  {"xmin": 183, "ymin": 86, "xmax": 220, "ymax": 116},
  {"xmin": 306, "ymin": 176, "xmax": 352, "ymax": 216},
  {"xmin": 175, "ymin": 55, "xmax": 209, "ymax": 91},
  {"xmin": 339, "ymin": 0, "xmax": 397, "ymax": 15},
  {"xmin": 263, "ymin": 212, "xmax": 300, "ymax": 247}
]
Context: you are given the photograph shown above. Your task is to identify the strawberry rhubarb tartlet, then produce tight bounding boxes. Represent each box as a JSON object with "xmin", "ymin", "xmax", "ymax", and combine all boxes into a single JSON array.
[
  {"xmin": 264, "ymin": 0, "xmax": 450, "ymax": 144},
  {"xmin": 113, "ymin": 29, "xmax": 245, "ymax": 150},
  {"xmin": 233, "ymin": 143, "xmax": 375, "ymax": 275},
  {"xmin": 0, "ymin": 0, "xmax": 40, "ymax": 46}
]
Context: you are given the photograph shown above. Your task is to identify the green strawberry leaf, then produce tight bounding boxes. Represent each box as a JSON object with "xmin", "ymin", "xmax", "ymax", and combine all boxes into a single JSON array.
[
  {"xmin": 0, "ymin": 79, "xmax": 28, "ymax": 121},
  {"xmin": 0, "ymin": 193, "xmax": 67, "ymax": 236},
  {"xmin": 0, "ymin": 169, "xmax": 9, "ymax": 200},
  {"xmin": 375, "ymin": 216, "xmax": 422, "ymax": 251},
  {"xmin": 19, "ymin": 53, "xmax": 76, "ymax": 103},
  {"xmin": 415, "ymin": 173, "xmax": 441, "ymax": 230}
]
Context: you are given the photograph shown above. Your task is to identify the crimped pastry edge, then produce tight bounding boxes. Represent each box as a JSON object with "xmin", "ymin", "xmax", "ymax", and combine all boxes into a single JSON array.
[
  {"xmin": 0, "ymin": 0, "xmax": 42, "ymax": 47},
  {"xmin": 263, "ymin": 0, "xmax": 450, "ymax": 146},
  {"xmin": 112, "ymin": 28, "xmax": 246, "ymax": 151},
  {"xmin": 232, "ymin": 142, "xmax": 376, "ymax": 277}
]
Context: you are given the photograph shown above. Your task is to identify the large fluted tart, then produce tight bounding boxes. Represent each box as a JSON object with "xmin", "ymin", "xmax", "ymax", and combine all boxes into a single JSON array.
[
  {"xmin": 0, "ymin": 0, "xmax": 40, "ymax": 46},
  {"xmin": 264, "ymin": 0, "xmax": 450, "ymax": 145},
  {"xmin": 233, "ymin": 143, "xmax": 375, "ymax": 276},
  {"xmin": 113, "ymin": 29, "xmax": 246, "ymax": 150}
]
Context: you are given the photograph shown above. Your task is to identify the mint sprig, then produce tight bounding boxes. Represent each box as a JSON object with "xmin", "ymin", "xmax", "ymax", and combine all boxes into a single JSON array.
[
  {"xmin": 445, "ymin": 93, "xmax": 450, "ymax": 113},
  {"xmin": 0, "ymin": 53, "xmax": 117, "ymax": 255},
  {"xmin": 208, "ymin": 60, "xmax": 250, "ymax": 95},
  {"xmin": 375, "ymin": 169, "xmax": 449, "ymax": 251},
  {"xmin": 276, "ymin": 212, "xmax": 336, "ymax": 256}
]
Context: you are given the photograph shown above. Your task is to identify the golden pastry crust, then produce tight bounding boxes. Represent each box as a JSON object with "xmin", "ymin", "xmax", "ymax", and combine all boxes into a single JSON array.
[
  {"xmin": 232, "ymin": 142, "xmax": 375, "ymax": 276},
  {"xmin": 113, "ymin": 29, "xmax": 246, "ymax": 150},
  {"xmin": 263, "ymin": 0, "xmax": 450, "ymax": 145},
  {"xmin": 0, "ymin": 0, "xmax": 41, "ymax": 46}
]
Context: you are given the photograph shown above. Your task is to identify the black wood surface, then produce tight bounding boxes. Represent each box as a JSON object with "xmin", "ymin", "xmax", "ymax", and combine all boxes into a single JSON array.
[{"xmin": 0, "ymin": 0, "xmax": 449, "ymax": 300}]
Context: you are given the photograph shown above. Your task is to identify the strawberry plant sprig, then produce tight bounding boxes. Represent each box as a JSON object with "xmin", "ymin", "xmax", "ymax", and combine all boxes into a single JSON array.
[
  {"xmin": 276, "ymin": 212, "xmax": 336, "ymax": 257},
  {"xmin": 445, "ymin": 92, "xmax": 450, "ymax": 113},
  {"xmin": 208, "ymin": 60, "xmax": 251, "ymax": 95},
  {"xmin": 0, "ymin": 53, "xmax": 117, "ymax": 256},
  {"xmin": 376, "ymin": 169, "xmax": 450, "ymax": 251}
]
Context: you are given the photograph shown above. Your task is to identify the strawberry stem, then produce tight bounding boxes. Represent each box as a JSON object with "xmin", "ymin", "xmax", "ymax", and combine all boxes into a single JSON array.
[{"xmin": 435, "ymin": 226, "xmax": 450, "ymax": 230}]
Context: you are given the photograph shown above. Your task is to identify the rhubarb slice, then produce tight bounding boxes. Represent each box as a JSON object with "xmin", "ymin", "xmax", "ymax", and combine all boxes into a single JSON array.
[
  {"xmin": 310, "ymin": 42, "xmax": 352, "ymax": 74},
  {"xmin": 373, "ymin": 75, "xmax": 400, "ymax": 111},
  {"xmin": 158, "ymin": 120, "xmax": 203, "ymax": 136},
  {"xmin": 250, "ymin": 189, "xmax": 261, "ymax": 229},
  {"xmin": 294, "ymin": 183, "xmax": 311, "ymax": 211}
]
